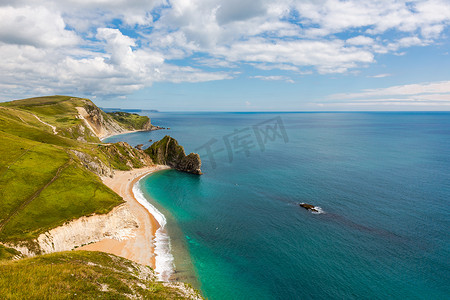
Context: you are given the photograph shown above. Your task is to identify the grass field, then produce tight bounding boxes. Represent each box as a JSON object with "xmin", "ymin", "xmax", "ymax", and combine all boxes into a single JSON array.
[
  {"xmin": 1, "ymin": 95, "xmax": 84, "ymax": 129},
  {"xmin": 0, "ymin": 161, "xmax": 122, "ymax": 243},
  {"xmin": 0, "ymin": 136, "xmax": 69, "ymax": 225},
  {"xmin": 0, "ymin": 97, "xmax": 125, "ymax": 245},
  {"xmin": 0, "ymin": 245, "xmax": 21, "ymax": 261},
  {"xmin": 0, "ymin": 251, "xmax": 196, "ymax": 299},
  {"xmin": 107, "ymin": 111, "xmax": 151, "ymax": 130}
]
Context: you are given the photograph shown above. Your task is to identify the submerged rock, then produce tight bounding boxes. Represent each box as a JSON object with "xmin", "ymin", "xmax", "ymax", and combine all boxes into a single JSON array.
[
  {"xmin": 145, "ymin": 135, "xmax": 202, "ymax": 175},
  {"xmin": 299, "ymin": 203, "xmax": 319, "ymax": 212}
]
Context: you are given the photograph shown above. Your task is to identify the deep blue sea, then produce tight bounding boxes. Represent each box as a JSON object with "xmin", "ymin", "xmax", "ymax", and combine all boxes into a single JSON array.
[{"xmin": 105, "ymin": 112, "xmax": 450, "ymax": 299}]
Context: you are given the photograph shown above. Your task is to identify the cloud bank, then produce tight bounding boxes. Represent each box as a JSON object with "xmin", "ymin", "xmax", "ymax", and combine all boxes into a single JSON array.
[
  {"xmin": 323, "ymin": 80, "xmax": 450, "ymax": 108},
  {"xmin": 0, "ymin": 0, "xmax": 450, "ymax": 100}
]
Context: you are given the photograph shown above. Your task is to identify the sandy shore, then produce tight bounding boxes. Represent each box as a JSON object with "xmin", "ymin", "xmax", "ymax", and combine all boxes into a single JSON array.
[{"xmin": 79, "ymin": 165, "xmax": 169, "ymax": 268}]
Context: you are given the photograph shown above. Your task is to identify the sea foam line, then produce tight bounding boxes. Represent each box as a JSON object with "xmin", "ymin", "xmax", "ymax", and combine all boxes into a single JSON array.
[{"xmin": 133, "ymin": 178, "xmax": 175, "ymax": 281}]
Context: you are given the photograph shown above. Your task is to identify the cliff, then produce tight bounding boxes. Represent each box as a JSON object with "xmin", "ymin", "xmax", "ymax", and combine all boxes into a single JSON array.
[
  {"xmin": 78, "ymin": 103, "xmax": 159, "ymax": 140},
  {"xmin": 5, "ymin": 205, "xmax": 138, "ymax": 257},
  {"xmin": 145, "ymin": 136, "xmax": 202, "ymax": 175},
  {"xmin": 76, "ymin": 104, "xmax": 126, "ymax": 140}
]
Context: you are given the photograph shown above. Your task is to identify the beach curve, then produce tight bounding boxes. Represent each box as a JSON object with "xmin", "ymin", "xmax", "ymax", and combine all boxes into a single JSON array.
[{"xmin": 79, "ymin": 165, "xmax": 170, "ymax": 270}]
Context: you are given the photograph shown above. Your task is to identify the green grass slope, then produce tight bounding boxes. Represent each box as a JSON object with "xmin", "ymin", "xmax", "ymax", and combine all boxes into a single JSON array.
[
  {"xmin": 0, "ymin": 96, "xmax": 200, "ymax": 300},
  {"xmin": 0, "ymin": 95, "xmax": 100, "ymax": 142},
  {"xmin": 0, "ymin": 245, "xmax": 21, "ymax": 261},
  {"xmin": 0, "ymin": 97, "xmax": 128, "ymax": 247},
  {"xmin": 107, "ymin": 111, "xmax": 152, "ymax": 130},
  {"xmin": 0, "ymin": 251, "xmax": 199, "ymax": 299}
]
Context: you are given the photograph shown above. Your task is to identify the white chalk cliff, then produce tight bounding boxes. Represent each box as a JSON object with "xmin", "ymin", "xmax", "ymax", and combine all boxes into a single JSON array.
[{"xmin": 7, "ymin": 204, "xmax": 138, "ymax": 257}]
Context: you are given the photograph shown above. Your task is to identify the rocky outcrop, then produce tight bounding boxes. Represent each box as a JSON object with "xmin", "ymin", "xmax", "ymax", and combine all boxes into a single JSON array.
[
  {"xmin": 145, "ymin": 136, "xmax": 202, "ymax": 175},
  {"xmin": 6, "ymin": 205, "xmax": 138, "ymax": 257},
  {"xmin": 176, "ymin": 153, "xmax": 202, "ymax": 175},
  {"xmin": 71, "ymin": 150, "xmax": 114, "ymax": 177},
  {"xmin": 141, "ymin": 119, "xmax": 154, "ymax": 131},
  {"xmin": 299, "ymin": 203, "xmax": 319, "ymax": 212},
  {"xmin": 99, "ymin": 142, "xmax": 153, "ymax": 170}
]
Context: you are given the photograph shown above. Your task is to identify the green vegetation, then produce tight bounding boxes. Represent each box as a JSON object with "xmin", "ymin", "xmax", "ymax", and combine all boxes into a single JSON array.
[
  {"xmin": 1, "ymin": 95, "xmax": 85, "ymax": 129},
  {"xmin": 0, "ymin": 161, "xmax": 122, "ymax": 243},
  {"xmin": 0, "ymin": 97, "xmax": 126, "ymax": 245},
  {"xmin": 0, "ymin": 251, "xmax": 197, "ymax": 299},
  {"xmin": 146, "ymin": 135, "xmax": 186, "ymax": 165},
  {"xmin": 0, "ymin": 95, "xmax": 103, "ymax": 142},
  {"xmin": 107, "ymin": 111, "xmax": 152, "ymax": 131},
  {"xmin": 0, "ymin": 96, "xmax": 200, "ymax": 299},
  {"xmin": 0, "ymin": 106, "xmax": 78, "ymax": 147},
  {"xmin": 0, "ymin": 245, "xmax": 21, "ymax": 261},
  {"xmin": 146, "ymin": 136, "xmax": 202, "ymax": 174},
  {"xmin": 97, "ymin": 142, "xmax": 151, "ymax": 170}
]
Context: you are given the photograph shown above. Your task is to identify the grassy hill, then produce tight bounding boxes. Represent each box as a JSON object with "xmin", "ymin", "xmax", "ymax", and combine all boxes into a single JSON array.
[
  {"xmin": 0, "ymin": 95, "xmax": 201, "ymax": 299},
  {"xmin": 107, "ymin": 111, "xmax": 153, "ymax": 131},
  {"xmin": 1, "ymin": 95, "xmax": 101, "ymax": 143},
  {"xmin": 0, "ymin": 97, "xmax": 125, "ymax": 247},
  {"xmin": 0, "ymin": 96, "xmax": 163, "ymax": 247},
  {"xmin": 0, "ymin": 251, "xmax": 200, "ymax": 299}
]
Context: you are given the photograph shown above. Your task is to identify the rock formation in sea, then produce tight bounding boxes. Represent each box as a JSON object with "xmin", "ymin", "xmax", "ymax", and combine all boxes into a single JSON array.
[
  {"xmin": 145, "ymin": 136, "xmax": 202, "ymax": 175},
  {"xmin": 299, "ymin": 203, "xmax": 319, "ymax": 212}
]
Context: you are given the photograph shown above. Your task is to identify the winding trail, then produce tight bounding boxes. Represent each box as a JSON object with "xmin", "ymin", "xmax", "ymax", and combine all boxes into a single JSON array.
[{"xmin": 32, "ymin": 114, "xmax": 57, "ymax": 134}]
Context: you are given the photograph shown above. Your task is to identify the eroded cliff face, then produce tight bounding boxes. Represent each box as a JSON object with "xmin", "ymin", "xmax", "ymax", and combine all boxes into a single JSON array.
[
  {"xmin": 145, "ymin": 136, "xmax": 202, "ymax": 175},
  {"xmin": 6, "ymin": 205, "xmax": 138, "ymax": 257},
  {"xmin": 76, "ymin": 104, "xmax": 127, "ymax": 140},
  {"xmin": 141, "ymin": 119, "xmax": 154, "ymax": 130},
  {"xmin": 99, "ymin": 142, "xmax": 154, "ymax": 171},
  {"xmin": 72, "ymin": 150, "xmax": 115, "ymax": 177}
]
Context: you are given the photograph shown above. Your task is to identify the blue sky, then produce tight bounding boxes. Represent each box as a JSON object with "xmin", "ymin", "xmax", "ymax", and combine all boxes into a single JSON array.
[{"xmin": 0, "ymin": 0, "xmax": 449, "ymax": 111}]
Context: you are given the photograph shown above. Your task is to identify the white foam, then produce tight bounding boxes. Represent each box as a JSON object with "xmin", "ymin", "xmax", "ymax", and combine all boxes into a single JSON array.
[
  {"xmin": 133, "ymin": 179, "xmax": 175, "ymax": 281},
  {"xmin": 311, "ymin": 206, "xmax": 325, "ymax": 214}
]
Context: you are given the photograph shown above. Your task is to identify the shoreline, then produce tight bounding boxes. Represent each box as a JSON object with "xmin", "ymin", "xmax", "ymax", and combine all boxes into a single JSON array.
[
  {"xmin": 79, "ymin": 165, "xmax": 170, "ymax": 269},
  {"xmin": 99, "ymin": 127, "xmax": 165, "ymax": 141}
]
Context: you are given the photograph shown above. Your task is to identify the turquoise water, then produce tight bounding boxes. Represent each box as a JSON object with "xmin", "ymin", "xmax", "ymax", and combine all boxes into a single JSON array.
[{"xmin": 106, "ymin": 112, "xmax": 450, "ymax": 299}]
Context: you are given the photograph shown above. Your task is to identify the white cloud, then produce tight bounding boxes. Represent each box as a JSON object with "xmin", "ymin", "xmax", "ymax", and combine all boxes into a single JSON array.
[
  {"xmin": 294, "ymin": 0, "xmax": 450, "ymax": 38},
  {"xmin": 194, "ymin": 58, "xmax": 238, "ymax": 68},
  {"xmin": 250, "ymin": 63, "xmax": 300, "ymax": 72},
  {"xmin": 0, "ymin": 6, "xmax": 79, "ymax": 47},
  {"xmin": 213, "ymin": 39, "xmax": 374, "ymax": 74},
  {"xmin": 251, "ymin": 75, "xmax": 294, "ymax": 83},
  {"xmin": 368, "ymin": 73, "xmax": 391, "ymax": 78},
  {"xmin": 319, "ymin": 80, "xmax": 450, "ymax": 109},
  {"xmin": 332, "ymin": 81, "xmax": 450, "ymax": 99},
  {"xmin": 346, "ymin": 36, "xmax": 375, "ymax": 46},
  {"xmin": 0, "ymin": 0, "xmax": 450, "ymax": 100}
]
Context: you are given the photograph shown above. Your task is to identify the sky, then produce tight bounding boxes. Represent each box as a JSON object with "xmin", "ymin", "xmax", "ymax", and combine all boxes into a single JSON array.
[{"xmin": 0, "ymin": 0, "xmax": 450, "ymax": 111}]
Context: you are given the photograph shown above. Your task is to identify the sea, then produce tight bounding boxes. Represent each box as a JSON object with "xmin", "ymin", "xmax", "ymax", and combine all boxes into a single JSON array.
[{"xmin": 104, "ymin": 112, "xmax": 450, "ymax": 299}]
